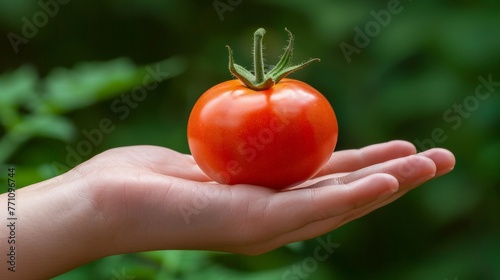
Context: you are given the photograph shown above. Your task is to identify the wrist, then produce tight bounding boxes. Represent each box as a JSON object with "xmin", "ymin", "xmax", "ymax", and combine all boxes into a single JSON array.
[{"xmin": 0, "ymin": 171, "xmax": 112, "ymax": 279}]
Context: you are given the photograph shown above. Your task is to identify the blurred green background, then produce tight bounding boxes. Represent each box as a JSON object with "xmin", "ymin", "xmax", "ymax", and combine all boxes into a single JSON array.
[{"xmin": 1, "ymin": 0, "xmax": 499, "ymax": 279}]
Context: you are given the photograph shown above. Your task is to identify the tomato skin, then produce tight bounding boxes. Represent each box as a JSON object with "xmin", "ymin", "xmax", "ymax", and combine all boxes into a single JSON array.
[{"xmin": 187, "ymin": 78, "xmax": 338, "ymax": 189}]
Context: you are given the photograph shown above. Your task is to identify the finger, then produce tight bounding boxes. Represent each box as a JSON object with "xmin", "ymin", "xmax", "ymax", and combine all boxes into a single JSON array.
[
  {"xmin": 237, "ymin": 149, "xmax": 453, "ymax": 253},
  {"xmin": 284, "ymin": 154, "xmax": 446, "ymax": 241},
  {"xmin": 316, "ymin": 154, "xmax": 437, "ymax": 187},
  {"xmin": 254, "ymin": 168, "xmax": 438, "ymax": 252},
  {"xmin": 332, "ymin": 148, "xmax": 453, "ymax": 187},
  {"xmin": 336, "ymin": 148, "xmax": 454, "ymax": 215},
  {"xmin": 251, "ymin": 155, "xmax": 437, "ymax": 249},
  {"xmin": 339, "ymin": 148, "xmax": 455, "ymax": 225},
  {"xmin": 267, "ymin": 174, "xmax": 398, "ymax": 236},
  {"xmin": 235, "ymin": 174, "xmax": 399, "ymax": 253},
  {"xmin": 316, "ymin": 140, "xmax": 416, "ymax": 177},
  {"xmin": 330, "ymin": 163, "xmax": 444, "ymax": 231},
  {"xmin": 418, "ymin": 148, "xmax": 456, "ymax": 177}
]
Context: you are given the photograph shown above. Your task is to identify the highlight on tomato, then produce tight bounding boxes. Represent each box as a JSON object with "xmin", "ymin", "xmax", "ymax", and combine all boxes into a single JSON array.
[{"xmin": 187, "ymin": 28, "xmax": 338, "ymax": 190}]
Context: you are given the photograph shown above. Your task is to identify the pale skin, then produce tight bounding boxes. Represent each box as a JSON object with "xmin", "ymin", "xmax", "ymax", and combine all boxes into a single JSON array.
[{"xmin": 0, "ymin": 140, "xmax": 455, "ymax": 279}]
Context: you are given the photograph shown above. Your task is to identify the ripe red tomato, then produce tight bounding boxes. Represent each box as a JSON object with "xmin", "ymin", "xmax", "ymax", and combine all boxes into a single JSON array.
[
  {"xmin": 187, "ymin": 78, "xmax": 338, "ymax": 189},
  {"xmin": 187, "ymin": 28, "xmax": 338, "ymax": 189}
]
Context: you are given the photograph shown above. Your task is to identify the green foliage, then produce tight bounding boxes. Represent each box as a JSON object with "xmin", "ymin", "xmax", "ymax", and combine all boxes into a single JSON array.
[
  {"xmin": 0, "ymin": 56, "xmax": 186, "ymax": 176},
  {"xmin": 1, "ymin": 0, "xmax": 499, "ymax": 279}
]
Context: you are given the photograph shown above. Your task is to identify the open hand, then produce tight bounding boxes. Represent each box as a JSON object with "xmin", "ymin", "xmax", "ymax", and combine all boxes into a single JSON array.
[
  {"xmin": 3, "ymin": 140, "xmax": 454, "ymax": 279},
  {"xmin": 71, "ymin": 140, "xmax": 455, "ymax": 255}
]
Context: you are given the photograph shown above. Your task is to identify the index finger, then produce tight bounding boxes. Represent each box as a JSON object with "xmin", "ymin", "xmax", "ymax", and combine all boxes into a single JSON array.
[{"xmin": 315, "ymin": 140, "xmax": 417, "ymax": 177}]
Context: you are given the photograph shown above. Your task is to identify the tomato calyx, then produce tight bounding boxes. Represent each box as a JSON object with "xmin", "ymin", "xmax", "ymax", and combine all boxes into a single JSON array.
[{"xmin": 226, "ymin": 28, "xmax": 320, "ymax": 91}]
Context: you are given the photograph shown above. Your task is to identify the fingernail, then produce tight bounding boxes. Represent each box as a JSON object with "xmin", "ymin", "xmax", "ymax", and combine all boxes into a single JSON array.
[{"xmin": 377, "ymin": 176, "xmax": 399, "ymax": 198}]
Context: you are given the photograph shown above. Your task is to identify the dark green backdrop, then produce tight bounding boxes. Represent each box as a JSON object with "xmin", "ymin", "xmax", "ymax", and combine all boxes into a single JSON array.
[{"xmin": 1, "ymin": 0, "xmax": 499, "ymax": 279}]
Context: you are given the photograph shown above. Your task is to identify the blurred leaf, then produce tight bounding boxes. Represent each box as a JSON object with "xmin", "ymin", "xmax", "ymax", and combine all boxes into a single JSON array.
[
  {"xmin": 11, "ymin": 114, "xmax": 75, "ymax": 141},
  {"xmin": 41, "ymin": 56, "xmax": 187, "ymax": 113},
  {"xmin": 0, "ymin": 65, "xmax": 38, "ymax": 127},
  {"xmin": 184, "ymin": 265, "xmax": 287, "ymax": 280},
  {"xmin": 0, "ymin": 65, "xmax": 38, "ymax": 105},
  {"xmin": 0, "ymin": 115, "xmax": 75, "ymax": 163},
  {"xmin": 157, "ymin": 250, "xmax": 215, "ymax": 273},
  {"xmin": 41, "ymin": 58, "xmax": 139, "ymax": 112}
]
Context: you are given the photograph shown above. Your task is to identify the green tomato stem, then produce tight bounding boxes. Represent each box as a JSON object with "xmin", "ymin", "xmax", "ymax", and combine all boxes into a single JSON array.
[
  {"xmin": 253, "ymin": 28, "xmax": 266, "ymax": 85},
  {"xmin": 226, "ymin": 28, "xmax": 320, "ymax": 91}
]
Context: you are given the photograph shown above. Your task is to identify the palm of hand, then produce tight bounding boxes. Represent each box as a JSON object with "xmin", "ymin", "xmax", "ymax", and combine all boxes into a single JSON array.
[{"xmin": 73, "ymin": 141, "xmax": 454, "ymax": 255}]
